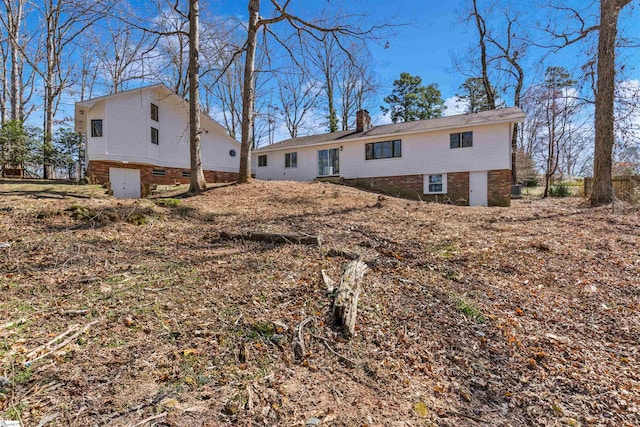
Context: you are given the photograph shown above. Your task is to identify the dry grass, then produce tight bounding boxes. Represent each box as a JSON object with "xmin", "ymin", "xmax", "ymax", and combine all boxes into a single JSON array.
[{"xmin": 1, "ymin": 179, "xmax": 639, "ymax": 426}]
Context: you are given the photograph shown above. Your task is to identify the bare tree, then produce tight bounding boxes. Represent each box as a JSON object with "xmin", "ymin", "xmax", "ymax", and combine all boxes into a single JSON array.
[
  {"xmin": 469, "ymin": 0, "xmax": 497, "ymax": 110},
  {"xmin": 15, "ymin": 0, "xmax": 115, "ymax": 178},
  {"xmin": 237, "ymin": 0, "xmax": 385, "ymax": 183},
  {"xmin": 486, "ymin": 10, "xmax": 526, "ymax": 184},
  {"xmin": 542, "ymin": 0, "xmax": 633, "ymax": 205},
  {"xmin": 276, "ymin": 69, "xmax": 321, "ymax": 138},
  {"xmin": 87, "ymin": 17, "xmax": 148, "ymax": 94},
  {"xmin": 337, "ymin": 46, "xmax": 376, "ymax": 130}
]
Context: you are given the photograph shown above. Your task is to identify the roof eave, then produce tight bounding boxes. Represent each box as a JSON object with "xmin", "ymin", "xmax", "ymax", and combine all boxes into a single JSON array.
[{"xmin": 254, "ymin": 113, "xmax": 525, "ymax": 153}]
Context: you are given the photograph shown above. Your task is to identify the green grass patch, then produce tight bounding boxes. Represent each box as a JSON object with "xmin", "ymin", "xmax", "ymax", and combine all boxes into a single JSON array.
[
  {"xmin": 455, "ymin": 296, "xmax": 486, "ymax": 323},
  {"xmin": 155, "ymin": 198, "xmax": 181, "ymax": 208}
]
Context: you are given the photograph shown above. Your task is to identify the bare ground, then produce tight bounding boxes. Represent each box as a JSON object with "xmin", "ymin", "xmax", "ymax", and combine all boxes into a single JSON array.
[{"xmin": 0, "ymin": 179, "xmax": 639, "ymax": 426}]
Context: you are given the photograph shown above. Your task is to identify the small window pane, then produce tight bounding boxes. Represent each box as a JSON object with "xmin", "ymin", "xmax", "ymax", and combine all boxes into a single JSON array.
[
  {"xmin": 365, "ymin": 143, "xmax": 373, "ymax": 160},
  {"xmin": 373, "ymin": 143, "xmax": 382, "ymax": 159},
  {"xmin": 151, "ymin": 127, "xmax": 159, "ymax": 145},
  {"xmin": 91, "ymin": 120, "xmax": 103, "ymax": 137},
  {"xmin": 151, "ymin": 103, "xmax": 159, "ymax": 121},
  {"xmin": 291, "ymin": 152, "xmax": 297, "ymax": 167},
  {"xmin": 428, "ymin": 174, "xmax": 443, "ymax": 193},
  {"xmin": 393, "ymin": 140, "xmax": 401, "ymax": 157},
  {"xmin": 450, "ymin": 133, "xmax": 460, "ymax": 149},
  {"xmin": 462, "ymin": 131, "xmax": 473, "ymax": 147},
  {"xmin": 381, "ymin": 141, "xmax": 393, "ymax": 158}
]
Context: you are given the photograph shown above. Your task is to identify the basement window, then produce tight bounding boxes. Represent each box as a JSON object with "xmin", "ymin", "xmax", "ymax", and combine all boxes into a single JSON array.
[
  {"xmin": 450, "ymin": 131, "xmax": 473, "ymax": 149},
  {"xmin": 424, "ymin": 174, "xmax": 447, "ymax": 194},
  {"xmin": 91, "ymin": 119, "xmax": 103, "ymax": 137},
  {"xmin": 151, "ymin": 127, "xmax": 159, "ymax": 145},
  {"xmin": 182, "ymin": 171, "xmax": 191, "ymax": 178},
  {"xmin": 258, "ymin": 155, "xmax": 267, "ymax": 167},
  {"xmin": 151, "ymin": 103, "xmax": 159, "ymax": 121},
  {"xmin": 152, "ymin": 169, "xmax": 166, "ymax": 177},
  {"xmin": 285, "ymin": 152, "xmax": 297, "ymax": 168}
]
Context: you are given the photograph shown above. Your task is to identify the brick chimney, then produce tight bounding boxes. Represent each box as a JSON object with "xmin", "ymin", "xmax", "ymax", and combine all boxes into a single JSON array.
[{"xmin": 356, "ymin": 109, "xmax": 372, "ymax": 133}]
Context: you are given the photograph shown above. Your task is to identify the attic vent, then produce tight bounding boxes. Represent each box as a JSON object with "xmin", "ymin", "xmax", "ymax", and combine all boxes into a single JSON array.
[{"xmin": 152, "ymin": 169, "xmax": 166, "ymax": 177}]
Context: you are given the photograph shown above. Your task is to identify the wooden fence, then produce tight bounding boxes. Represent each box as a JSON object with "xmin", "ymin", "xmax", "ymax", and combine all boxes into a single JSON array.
[{"xmin": 584, "ymin": 176, "xmax": 640, "ymax": 202}]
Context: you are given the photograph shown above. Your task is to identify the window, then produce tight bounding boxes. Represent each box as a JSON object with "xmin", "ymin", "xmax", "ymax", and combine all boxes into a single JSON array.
[
  {"xmin": 365, "ymin": 140, "xmax": 401, "ymax": 160},
  {"xmin": 152, "ymin": 169, "xmax": 166, "ymax": 176},
  {"xmin": 151, "ymin": 127, "xmax": 159, "ymax": 145},
  {"xmin": 285, "ymin": 152, "xmax": 297, "ymax": 168},
  {"xmin": 151, "ymin": 103, "xmax": 159, "ymax": 121},
  {"xmin": 450, "ymin": 131, "xmax": 473, "ymax": 149},
  {"xmin": 258, "ymin": 155, "xmax": 267, "ymax": 167},
  {"xmin": 425, "ymin": 174, "xmax": 447, "ymax": 194},
  {"xmin": 182, "ymin": 171, "xmax": 191, "ymax": 178},
  {"xmin": 91, "ymin": 119, "xmax": 103, "ymax": 137}
]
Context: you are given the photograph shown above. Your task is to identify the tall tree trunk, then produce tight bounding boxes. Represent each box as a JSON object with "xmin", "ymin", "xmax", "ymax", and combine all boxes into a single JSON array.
[
  {"xmin": 188, "ymin": 0, "xmax": 206, "ymax": 193},
  {"xmin": 590, "ymin": 0, "xmax": 628, "ymax": 206},
  {"xmin": 8, "ymin": 0, "xmax": 24, "ymax": 121},
  {"xmin": 43, "ymin": 14, "xmax": 55, "ymax": 180},
  {"xmin": 472, "ymin": 0, "xmax": 495, "ymax": 110},
  {"xmin": 238, "ymin": 0, "xmax": 259, "ymax": 184}
]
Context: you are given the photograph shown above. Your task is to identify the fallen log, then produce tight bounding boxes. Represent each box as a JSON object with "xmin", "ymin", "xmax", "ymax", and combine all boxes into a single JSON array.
[
  {"xmin": 220, "ymin": 231, "xmax": 321, "ymax": 246},
  {"xmin": 332, "ymin": 260, "xmax": 368, "ymax": 338}
]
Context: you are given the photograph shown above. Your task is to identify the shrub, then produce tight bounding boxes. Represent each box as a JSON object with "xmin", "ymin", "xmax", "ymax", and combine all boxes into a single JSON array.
[{"xmin": 549, "ymin": 182, "xmax": 571, "ymax": 197}]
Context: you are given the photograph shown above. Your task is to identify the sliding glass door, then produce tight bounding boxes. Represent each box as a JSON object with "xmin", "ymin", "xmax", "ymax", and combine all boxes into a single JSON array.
[{"xmin": 318, "ymin": 148, "xmax": 340, "ymax": 177}]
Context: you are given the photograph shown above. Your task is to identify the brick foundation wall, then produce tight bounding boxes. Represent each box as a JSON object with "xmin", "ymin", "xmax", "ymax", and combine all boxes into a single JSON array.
[
  {"xmin": 488, "ymin": 169, "xmax": 511, "ymax": 207},
  {"xmin": 344, "ymin": 169, "xmax": 510, "ymax": 207},
  {"xmin": 344, "ymin": 175, "xmax": 424, "ymax": 199},
  {"xmin": 87, "ymin": 160, "xmax": 238, "ymax": 187}
]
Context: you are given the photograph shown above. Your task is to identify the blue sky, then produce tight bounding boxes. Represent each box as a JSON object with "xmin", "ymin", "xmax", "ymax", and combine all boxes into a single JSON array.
[{"xmin": 201, "ymin": 0, "xmax": 639, "ymax": 127}]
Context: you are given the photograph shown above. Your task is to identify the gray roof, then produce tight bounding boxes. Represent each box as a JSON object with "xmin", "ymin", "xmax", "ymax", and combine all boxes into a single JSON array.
[{"xmin": 255, "ymin": 107, "xmax": 525, "ymax": 152}]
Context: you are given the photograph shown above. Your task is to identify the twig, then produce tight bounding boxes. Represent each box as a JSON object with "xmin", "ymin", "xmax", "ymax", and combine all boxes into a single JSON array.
[
  {"xmin": 311, "ymin": 334, "xmax": 357, "ymax": 367},
  {"xmin": 1, "ymin": 318, "xmax": 26, "ymax": 330},
  {"xmin": 293, "ymin": 316, "xmax": 316, "ymax": 360},
  {"xmin": 25, "ymin": 320, "xmax": 99, "ymax": 365},
  {"xmin": 131, "ymin": 412, "xmax": 167, "ymax": 427},
  {"xmin": 35, "ymin": 412, "xmax": 61, "ymax": 427}
]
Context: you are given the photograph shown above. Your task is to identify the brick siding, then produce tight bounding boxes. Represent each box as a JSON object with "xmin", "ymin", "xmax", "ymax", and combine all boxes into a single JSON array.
[
  {"xmin": 344, "ymin": 175, "xmax": 424, "ymax": 199},
  {"xmin": 87, "ymin": 160, "xmax": 237, "ymax": 187},
  {"xmin": 345, "ymin": 169, "xmax": 510, "ymax": 207},
  {"xmin": 488, "ymin": 169, "xmax": 511, "ymax": 206}
]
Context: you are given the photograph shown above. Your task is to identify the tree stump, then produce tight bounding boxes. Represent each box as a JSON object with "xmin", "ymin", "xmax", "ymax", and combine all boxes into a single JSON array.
[{"xmin": 332, "ymin": 260, "xmax": 368, "ymax": 337}]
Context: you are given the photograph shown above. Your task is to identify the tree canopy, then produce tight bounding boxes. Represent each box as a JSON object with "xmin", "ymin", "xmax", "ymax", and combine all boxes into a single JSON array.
[{"xmin": 381, "ymin": 72, "xmax": 445, "ymax": 123}]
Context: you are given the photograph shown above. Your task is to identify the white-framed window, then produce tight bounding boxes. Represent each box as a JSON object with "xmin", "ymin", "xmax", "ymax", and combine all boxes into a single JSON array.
[
  {"xmin": 285, "ymin": 152, "xmax": 297, "ymax": 168},
  {"xmin": 151, "ymin": 103, "xmax": 159, "ymax": 121},
  {"xmin": 258, "ymin": 155, "xmax": 267, "ymax": 167},
  {"xmin": 424, "ymin": 174, "xmax": 447, "ymax": 194},
  {"xmin": 450, "ymin": 131, "xmax": 473, "ymax": 149}
]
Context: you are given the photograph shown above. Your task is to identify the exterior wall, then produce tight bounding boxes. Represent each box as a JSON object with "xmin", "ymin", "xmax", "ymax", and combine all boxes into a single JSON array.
[
  {"xmin": 488, "ymin": 169, "xmax": 511, "ymax": 207},
  {"xmin": 83, "ymin": 87, "xmax": 240, "ymax": 173},
  {"xmin": 344, "ymin": 175, "xmax": 424, "ymax": 199},
  {"xmin": 87, "ymin": 160, "xmax": 237, "ymax": 187},
  {"xmin": 252, "ymin": 122, "xmax": 511, "ymax": 181}
]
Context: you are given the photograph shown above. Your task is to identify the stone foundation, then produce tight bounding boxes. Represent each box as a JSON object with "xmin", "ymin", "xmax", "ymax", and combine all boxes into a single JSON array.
[{"xmin": 87, "ymin": 160, "xmax": 237, "ymax": 187}]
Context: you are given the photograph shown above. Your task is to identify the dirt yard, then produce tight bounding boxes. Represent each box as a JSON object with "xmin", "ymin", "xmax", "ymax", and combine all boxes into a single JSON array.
[{"xmin": 1, "ymin": 179, "xmax": 639, "ymax": 426}]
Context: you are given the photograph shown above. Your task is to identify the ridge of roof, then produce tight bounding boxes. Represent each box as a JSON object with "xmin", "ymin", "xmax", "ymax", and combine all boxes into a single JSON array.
[{"xmin": 255, "ymin": 107, "xmax": 525, "ymax": 152}]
